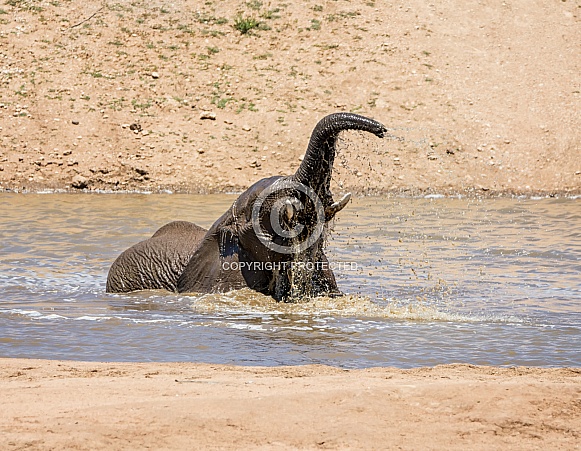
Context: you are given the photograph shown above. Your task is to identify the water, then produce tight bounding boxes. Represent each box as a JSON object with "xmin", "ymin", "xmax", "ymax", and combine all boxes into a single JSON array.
[{"xmin": 0, "ymin": 193, "xmax": 579, "ymax": 368}]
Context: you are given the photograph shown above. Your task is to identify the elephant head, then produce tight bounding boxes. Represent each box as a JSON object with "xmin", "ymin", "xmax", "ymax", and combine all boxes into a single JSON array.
[
  {"xmin": 107, "ymin": 112, "xmax": 387, "ymax": 302},
  {"xmin": 176, "ymin": 112, "xmax": 387, "ymax": 301}
]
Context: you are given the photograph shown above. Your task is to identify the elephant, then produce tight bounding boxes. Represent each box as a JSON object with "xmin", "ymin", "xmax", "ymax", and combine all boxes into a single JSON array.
[{"xmin": 106, "ymin": 112, "xmax": 387, "ymax": 302}]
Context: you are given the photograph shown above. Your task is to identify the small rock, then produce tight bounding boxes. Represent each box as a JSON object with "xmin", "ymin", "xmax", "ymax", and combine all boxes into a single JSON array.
[
  {"xmin": 298, "ymin": 154, "xmax": 304, "ymax": 161},
  {"xmin": 242, "ymin": 125, "xmax": 251, "ymax": 132},
  {"xmin": 197, "ymin": 148, "xmax": 205, "ymax": 154},
  {"xmin": 427, "ymin": 154, "xmax": 438, "ymax": 160},
  {"xmin": 71, "ymin": 174, "xmax": 88, "ymax": 189},
  {"xmin": 575, "ymin": 171, "xmax": 580, "ymax": 175},
  {"xmin": 248, "ymin": 159, "xmax": 261, "ymax": 168},
  {"xmin": 151, "ymin": 72, "xmax": 160, "ymax": 79},
  {"xmin": 129, "ymin": 123, "xmax": 142, "ymax": 132},
  {"xmin": 200, "ymin": 111, "xmax": 216, "ymax": 120},
  {"xmin": 356, "ymin": 171, "xmax": 363, "ymax": 177},
  {"xmin": 134, "ymin": 167, "xmax": 148, "ymax": 176},
  {"xmin": 71, "ymin": 120, "xmax": 79, "ymax": 125}
]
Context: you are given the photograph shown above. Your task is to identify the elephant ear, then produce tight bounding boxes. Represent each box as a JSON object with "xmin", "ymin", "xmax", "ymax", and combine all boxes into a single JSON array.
[
  {"xmin": 218, "ymin": 227, "xmax": 240, "ymax": 258},
  {"xmin": 234, "ymin": 223, "xmax": 276, "ymax": 294},
  {"xmin": 176, "ymin": 217, "xmax": 246, "ymax": 294}
]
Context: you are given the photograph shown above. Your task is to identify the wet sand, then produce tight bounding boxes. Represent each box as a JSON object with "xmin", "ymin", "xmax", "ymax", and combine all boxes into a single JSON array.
[{"xmin": 1, "ymin": 359, "xmax": 579, "ymax": 450}]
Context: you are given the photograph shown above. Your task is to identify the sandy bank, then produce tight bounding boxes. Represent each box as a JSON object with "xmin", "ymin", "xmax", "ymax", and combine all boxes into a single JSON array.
[
  {"xmin": 0, "ymin": 0, "xmax": 579, "ymax": 196},
  {"xmin": 1, "ymin": 359, "xmax": 579, "ymax": 450}
]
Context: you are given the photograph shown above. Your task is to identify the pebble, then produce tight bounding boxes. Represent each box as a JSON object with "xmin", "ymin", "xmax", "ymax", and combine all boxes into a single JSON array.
[
  {"xmin": 200, "ymin": 111, "xmax": 216, "ymax": 120},
  {"xmin": 242, "ymin": 125, "xmax": 251, "ymax": 131},
  {"xmin": 71, "ymin": 174, "xmax": 88, "ymax": 189},
  {"xmin": 151, "ymin": 72, "xmax": 160, "ymax": 79},
  {"xmin": 71, "ymin": 120, "xmax": 79, "ymax": 125}
]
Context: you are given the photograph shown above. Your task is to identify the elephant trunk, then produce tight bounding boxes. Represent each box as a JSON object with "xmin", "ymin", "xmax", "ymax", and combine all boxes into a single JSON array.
[{"xmin": 294, "ymin": 112, "xmax": 387, "ymax": 206}]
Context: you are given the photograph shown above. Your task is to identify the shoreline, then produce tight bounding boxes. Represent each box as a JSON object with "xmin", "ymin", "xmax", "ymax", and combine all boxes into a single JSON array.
[
  {"xmin": 1, "ymin": 185, "xmax": 580, "ymax": 199},
  {"xmin": 1, "ymin": 358, "xmax": 579, "ymax": 450}
]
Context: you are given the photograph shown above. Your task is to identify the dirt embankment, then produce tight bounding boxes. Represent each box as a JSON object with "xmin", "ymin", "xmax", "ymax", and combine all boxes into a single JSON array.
[{"xmin": 0, "ymin": 0, "xmax": 579, "ymax": 196}]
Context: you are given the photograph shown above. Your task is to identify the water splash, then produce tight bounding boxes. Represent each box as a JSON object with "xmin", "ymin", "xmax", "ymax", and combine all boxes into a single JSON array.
[{"xmin": 183, "ymin": 288, "xmax": 522, "ymax": 324}]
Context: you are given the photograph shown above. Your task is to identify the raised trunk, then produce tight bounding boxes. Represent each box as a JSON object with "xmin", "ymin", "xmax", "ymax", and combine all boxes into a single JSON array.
[{"xmin": 294, "ymin": 112, "xmax": 387, "ymax": 206}]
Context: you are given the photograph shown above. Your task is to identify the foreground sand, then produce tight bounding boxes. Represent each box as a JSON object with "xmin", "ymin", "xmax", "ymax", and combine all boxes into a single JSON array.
[{"xmin": 1, "ymin": 359, "xmax": 579, "ymax": 450}]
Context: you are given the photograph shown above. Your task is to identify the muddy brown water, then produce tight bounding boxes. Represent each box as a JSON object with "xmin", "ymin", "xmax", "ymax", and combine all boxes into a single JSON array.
[{"xmin": 0, "ymin": 193, "xmax": 579, "ymax": 368}]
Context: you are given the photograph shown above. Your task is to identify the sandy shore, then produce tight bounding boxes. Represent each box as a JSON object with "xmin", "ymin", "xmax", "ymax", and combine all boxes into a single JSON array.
[{"xmin": 1, "ymin": 359, "xmax": 579, "ymax": 450}]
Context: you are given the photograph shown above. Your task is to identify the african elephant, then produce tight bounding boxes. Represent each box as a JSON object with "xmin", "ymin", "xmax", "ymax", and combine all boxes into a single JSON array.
[{"xmin": 106, "ymin": 112, "xmax": 387, "ymax": 301}]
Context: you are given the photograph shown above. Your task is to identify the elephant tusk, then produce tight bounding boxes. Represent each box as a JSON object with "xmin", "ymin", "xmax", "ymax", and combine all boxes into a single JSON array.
[
  {"xmin": 284, "ymin": 199, "xmax": 294, "ymax": 221},
  {"xmin": 325, "ymin": 192, "xmax": 351, "ymax": 221}
]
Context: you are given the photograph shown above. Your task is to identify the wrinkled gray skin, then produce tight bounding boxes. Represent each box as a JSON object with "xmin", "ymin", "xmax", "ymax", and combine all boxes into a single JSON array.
[{"xmin": 107, "ymin": 112, "xmax": 387, "ymax": 301}]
